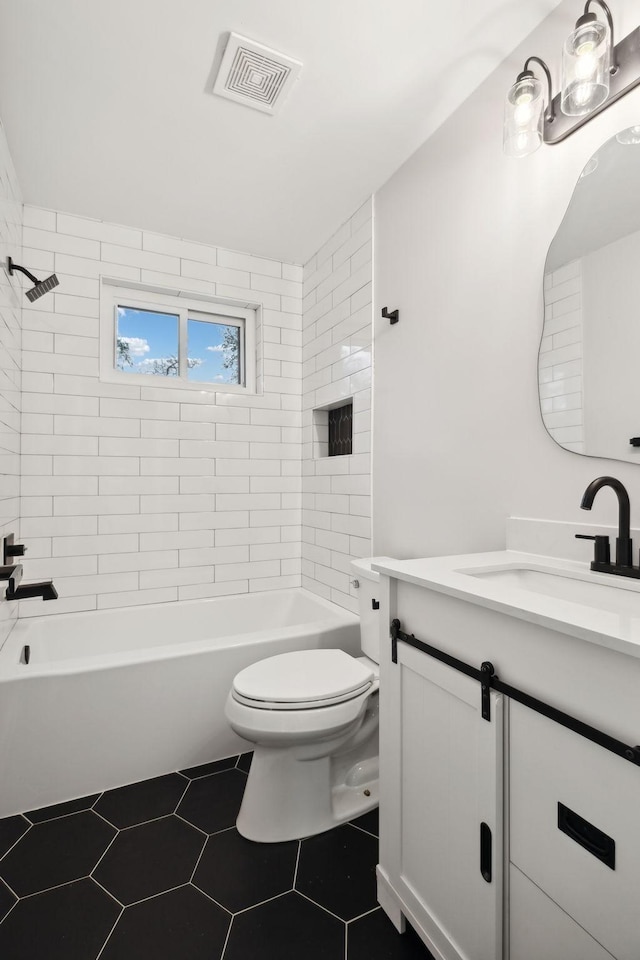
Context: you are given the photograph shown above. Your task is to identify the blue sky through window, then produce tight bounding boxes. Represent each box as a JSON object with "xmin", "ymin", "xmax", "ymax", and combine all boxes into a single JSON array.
[
  {"xmin": 188, "ymin": 318, "xmax": 240, "ymax": 383},
  {"xmin": 116, "ymin": 306, "xmax": 240, "ymax": 383}
]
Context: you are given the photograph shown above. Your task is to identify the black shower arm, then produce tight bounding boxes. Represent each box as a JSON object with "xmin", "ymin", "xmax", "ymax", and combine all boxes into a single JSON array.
[{"xmin": 7, "ymin": 257, "xmax": 40, "ymax": 286}]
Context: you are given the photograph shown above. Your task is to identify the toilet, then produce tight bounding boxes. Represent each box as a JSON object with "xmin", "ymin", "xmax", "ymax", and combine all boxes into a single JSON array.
[{"xmin": 224, "ymin": 557, "xmax": 388, "ymax": 842}]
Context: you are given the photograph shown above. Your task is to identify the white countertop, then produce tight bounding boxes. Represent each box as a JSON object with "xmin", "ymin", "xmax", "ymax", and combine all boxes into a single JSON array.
[{"xmin": 373, "ymin": 551, "xmax": 640, "ymax": 661}]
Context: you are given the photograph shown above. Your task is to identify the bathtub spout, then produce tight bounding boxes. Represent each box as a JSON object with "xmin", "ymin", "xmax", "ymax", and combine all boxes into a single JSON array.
[{"xmin": 6, "ymin": 580, "xmax": 58, "ymax": 601}]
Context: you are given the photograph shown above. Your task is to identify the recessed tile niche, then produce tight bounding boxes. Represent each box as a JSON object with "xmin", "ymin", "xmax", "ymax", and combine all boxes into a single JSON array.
[{"xmin": 313, "ymin": 401, "xmax": 353, "ymax": 458}]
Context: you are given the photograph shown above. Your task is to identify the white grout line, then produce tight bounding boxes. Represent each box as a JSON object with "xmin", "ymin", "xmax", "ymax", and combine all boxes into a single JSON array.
[
  {"xmin": 94, "ymin": 905, "xmax": 124, "ymax": 960},
  {"xmin": 91, "ymin": 809, "xmax": 121, "ymax": 831},
  {"xmin": 190, "ymin": 881, "xmax": 232, "ymax": 915},
  {"xmin": 0, "ymin": 820, "xmax": 32, "ymax": 864},
  {"xmin": 125, "ymin": 881, "xmax": 190, "ymax": 909},
  {"xmin": 89, "ymin": 828, "xmax": 120, "ymax": 876},
  {"xmin": 172, "ymin": 778, "xmax": 191, "ymax": 814},
  {"xmin": 218, "ymin": 914, "xmax": 235, "ymax": 960},
  {"xmin": 345, "ymin": 904, "xmax": 380, "ymax": 924},
  {"xmin": 295, "ymin": 890, "xmax": 348, "ymax": 926},
  {"xmin": 189, "ymin": 835, "xmax": 209, "ymax": 882},
  {"xmin": 174, "ymin": 812, "xmax": 217, "ymax": 838},
  {"xmin": 16, "ymin": 874, "xmax": 94, "ymax": 901},
  {"xmin": 23, "ymin": 797, "xmax": 103, "ymax": 827},
  {"xmin": 0, "ymin": 896, "xmax": 20, "ymax": 926},
  {"xmin": 90, "ymin": 876, "xmax": 124, "ymax": 910},
  {"xmin": 347, "ymin": 822, "xmax": 378, "ymax": 840},
  {"xmin": 292, "ymin": 839, "xmax": 302, "ymax": 887},
  {"xmin": 231, "ymin": 889, "xmax": 292, "ymax": 918}
]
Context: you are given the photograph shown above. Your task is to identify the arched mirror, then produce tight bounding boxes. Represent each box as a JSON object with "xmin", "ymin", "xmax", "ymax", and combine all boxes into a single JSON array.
[{"xmin": 539, "ymin": 125, "xmax": 640, "ymax": 463}]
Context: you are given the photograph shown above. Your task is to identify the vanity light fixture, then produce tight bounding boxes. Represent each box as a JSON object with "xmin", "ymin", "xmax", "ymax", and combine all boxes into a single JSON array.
[
  {"xmin": 504, "ymin": 0, "xmax": 640, "ymax": 155},
  {"xmin": 503, "ymin": 57, "xmax": 554, "ymax": 158}
]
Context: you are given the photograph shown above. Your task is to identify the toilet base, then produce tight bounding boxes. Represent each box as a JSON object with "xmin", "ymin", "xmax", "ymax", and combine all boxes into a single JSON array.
[{"xmin": 236, "ymin": 735, "xmax": 379, "ymax": 843}]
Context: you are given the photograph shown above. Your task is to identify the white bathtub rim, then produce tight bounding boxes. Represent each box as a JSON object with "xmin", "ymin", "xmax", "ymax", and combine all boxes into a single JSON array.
[{"xmin": 0, "ymin": 589, "xmax": 358, "ymax": 681}]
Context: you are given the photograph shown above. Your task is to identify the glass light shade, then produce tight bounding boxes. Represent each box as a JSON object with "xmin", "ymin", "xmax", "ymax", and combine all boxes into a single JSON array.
[
  {"xmin": 616, "ymin": 125, "xmax": 640, "ymax": 144},
  {"xmin": 503, "ymin": 75, "xmax": 544, "ymax": 158},
  {"xmin": 561, "ymin": 19, "xmax": 610, "ymax": 116}
]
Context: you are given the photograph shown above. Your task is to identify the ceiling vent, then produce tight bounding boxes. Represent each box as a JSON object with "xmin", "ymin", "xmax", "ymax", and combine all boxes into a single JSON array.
[{"xmin": 212, "ymin": 33, "xmax": 302, "ymax": 115}]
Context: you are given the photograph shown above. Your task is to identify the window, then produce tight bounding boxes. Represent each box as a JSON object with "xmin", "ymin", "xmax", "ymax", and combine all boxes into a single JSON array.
[{"xmin": 101, "ymin": 285, "xmax": 256, "ymax": 392}]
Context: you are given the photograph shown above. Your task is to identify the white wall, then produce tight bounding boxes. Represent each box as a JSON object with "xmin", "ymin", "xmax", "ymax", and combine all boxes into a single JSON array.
[
  {"xmin": 19, "ymin": 207, "xmax": 303, "ymax": 615},
  {"xmin": 373, "ymin": 0, "xmax": 640, "ymax": 562},
  {"xmin": 0, "ymin": 118, "xmax": 22, "ymax": 644},
  {"xmin": 301, "ymin": 201, "xmax": 373, "ymax": 612}
]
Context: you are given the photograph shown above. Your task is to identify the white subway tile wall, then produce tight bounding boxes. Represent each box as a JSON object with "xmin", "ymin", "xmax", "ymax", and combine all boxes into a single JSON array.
[
  {"xmin": 20, "ymin": 206, "xmax": 304, "ymax": 615},
  {"xmin": 0, "ymin": 119, "xmax": 22, "ymax": 643},
  {"xmin": 301, "ymin": 200, "xmax": 373, "ymax": 613},
  {"xmin": 540, "ymin": 262, "xmax": 584, "ymax": 452}
]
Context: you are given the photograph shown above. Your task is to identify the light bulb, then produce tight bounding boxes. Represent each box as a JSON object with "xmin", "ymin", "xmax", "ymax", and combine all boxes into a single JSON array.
[
  {"xmin": 504, "ymin": 74, "xmax": 544, "ymax": 158},
  {"xmin": 561, "ymin": 17, "xmax": 610, "ymax": 117}
]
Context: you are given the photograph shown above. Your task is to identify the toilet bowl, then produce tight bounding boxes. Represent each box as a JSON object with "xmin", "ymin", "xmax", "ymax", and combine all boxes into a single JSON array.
[{"xmin": 224, "ymin": 557, "xmax": 389, "ymax": 843}]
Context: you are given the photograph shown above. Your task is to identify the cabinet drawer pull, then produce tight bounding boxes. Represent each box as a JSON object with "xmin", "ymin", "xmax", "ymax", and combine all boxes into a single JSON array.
[
  {"xmin": 557, "ymin": 802, "xmax": 615, "ymax": 870},
  {"xmin": 480, "ymin": 822, "xmax": 492, "ymax": 882}
]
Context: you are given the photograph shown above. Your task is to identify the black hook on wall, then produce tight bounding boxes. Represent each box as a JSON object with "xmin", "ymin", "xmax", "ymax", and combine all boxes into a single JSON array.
[{"xmin": 382, "ymin": 306, "xmax": 399, "ymax": 324}]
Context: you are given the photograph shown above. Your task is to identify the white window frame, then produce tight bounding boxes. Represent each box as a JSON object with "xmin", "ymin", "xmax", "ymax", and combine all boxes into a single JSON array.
[{"xmin": 100, "ymin": 283, "xmax": 257, "ymax": 394}]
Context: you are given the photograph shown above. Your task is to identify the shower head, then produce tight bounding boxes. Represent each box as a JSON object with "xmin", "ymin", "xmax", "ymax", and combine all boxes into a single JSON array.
[
  {"xmin": 6, "ymin": 257, "xmax": 59, "ymax": 302},
  {"xmin": 25, "ymin": 274, "xmax": 59, "ymax": 302}
]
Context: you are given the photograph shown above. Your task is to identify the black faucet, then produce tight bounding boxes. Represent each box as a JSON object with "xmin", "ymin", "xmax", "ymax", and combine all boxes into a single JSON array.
[
  {"xmin": 0, "ymin": 535, "xmax": 58, "ymax": 600},
  {"xmin": 6, "ymin": 580, "xmax": 58, "ymax": 601},
  {"xmin": 577, "ymin": 476, "xmax": 640, "ymax": 579}
]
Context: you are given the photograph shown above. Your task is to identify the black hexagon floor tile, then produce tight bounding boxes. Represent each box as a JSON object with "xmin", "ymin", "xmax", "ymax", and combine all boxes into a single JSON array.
[
  {"xmin": 347, "ymin": 909, "xmax": 434, "ymax": 958},
  {"xmin": 193, "ymin": 828, "xmax": 298, "ymax": 912},
  {"xmin": 94, "ymin": 773, "xmax": 187, "ymax": 828},
  {"xmin": 0, "ymin": 878, "xmax": 120, "ymax": 960},
  {"xmin": 25, "ymin": 794, "xmax": 101, "ymax": 824},
  {"xmin": 0, "ymin": 879, "xmax": 16, "ymax": 923},
  {"xmin": 99, "ymin": 884, "xmax": 230, "ymax": 960},
  {"xmin": 176, "ymin": 768, "xmax": 247, "ymax": 834},
  {"xmin": 224, "ymin": 890, "xmax": 344, "ymax": 960},
  {"xmin": 93, "ymin": 815, "xmax": 204, "ymax": 905},
  {"xmin": 0, "ymin": 811, "xmax": 116, "ymax": 897},
  {"xmin": 0, "ymin": 815, "xmax": 29, "ymax": 859},
  {"xmin": 179, "ymin": 756, "xmax": 238, "ymax": 779},
  {"xmin": 296, "ymin": 823, "xmax": 378, "ymax": 921},
  {"xmin": 350, "ymin": 807, "xmax": 379, "ymax": 837}
]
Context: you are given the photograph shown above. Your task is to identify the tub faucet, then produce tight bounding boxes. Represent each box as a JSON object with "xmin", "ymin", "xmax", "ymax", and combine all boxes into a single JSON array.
[
  {"xmin": 6, "ymin": 580, "xmax": 58, "ymax": 601},
  {"xmin": 577, "ymin": 476, "xmax": 640, "ymax": 578}
]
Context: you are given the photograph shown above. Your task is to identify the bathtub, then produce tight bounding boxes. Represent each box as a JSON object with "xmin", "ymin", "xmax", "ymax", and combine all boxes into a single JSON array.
[{"xmin": 0, "ymin": 589, "xmax": 359, "ymax": 818}]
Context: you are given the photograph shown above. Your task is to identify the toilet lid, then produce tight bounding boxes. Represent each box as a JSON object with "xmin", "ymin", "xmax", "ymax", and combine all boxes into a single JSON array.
[{"xmin": 232, "ymin": 649, "xmax": 374, "ymax": 710}]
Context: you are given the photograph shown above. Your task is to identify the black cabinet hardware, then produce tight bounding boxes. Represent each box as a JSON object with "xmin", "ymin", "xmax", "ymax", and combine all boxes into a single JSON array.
[
  {"xmin": 390, "ymin": 619, "xmax": 640, "ymax": 767},
  {"xmin": 630, "ymin": 438, "xmax": 640, "ymax": 446},
  {"xmin": 558, "ymin": 802, "xmax": 615, "ymax": 869},
  {"xmin": 372, "ymin": 599, "xmax": 380, "ymax": 610},
  {"xmin": 381, "ymin": 307, "xmax": 399, "ymax": 324},
  {"xmin": 480, "ymin": 822, "xmax": 492, "ymax": 882}
]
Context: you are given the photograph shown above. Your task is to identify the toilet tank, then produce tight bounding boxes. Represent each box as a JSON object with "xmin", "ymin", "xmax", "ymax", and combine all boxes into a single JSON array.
[{"xmin": 350, "ymin": 557, "xmax": 393, "ymax": 664}]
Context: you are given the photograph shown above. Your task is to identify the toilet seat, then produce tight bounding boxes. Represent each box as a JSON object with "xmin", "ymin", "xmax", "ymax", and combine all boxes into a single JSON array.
[{"xmin": 232, "ymin": 649, "xmax": 374, "ymax": 711}]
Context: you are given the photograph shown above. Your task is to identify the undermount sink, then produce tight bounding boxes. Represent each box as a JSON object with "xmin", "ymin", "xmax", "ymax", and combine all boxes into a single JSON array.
[{"xmin": 461, "ymin": 565, "xmax": 640, "ymax": 616}]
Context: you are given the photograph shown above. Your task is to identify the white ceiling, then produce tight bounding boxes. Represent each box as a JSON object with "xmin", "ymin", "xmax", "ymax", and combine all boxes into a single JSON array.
[{"xmin": 0, "ymin": 0, "xmax": 561, "ymax": 263}]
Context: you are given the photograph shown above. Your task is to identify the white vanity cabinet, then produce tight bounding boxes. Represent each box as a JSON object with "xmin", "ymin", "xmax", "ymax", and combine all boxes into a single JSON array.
[
  {"xmin": 378, "ymin": 638, "xmax": 504, "ymax": 960},
  {"xmin": 375, "ymin": 556, "xmax": 640, "ymax": 960}
]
